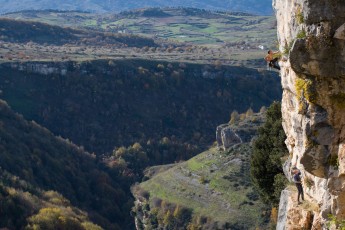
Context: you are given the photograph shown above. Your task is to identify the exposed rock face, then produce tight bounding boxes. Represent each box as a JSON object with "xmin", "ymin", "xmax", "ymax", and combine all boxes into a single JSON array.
[
  {"xmin": 277, "ymin": 189, "xmax": 291, "ymax": 230},
  {"xmin": 216, "ymin": 114, "xmax": 264, "ymax": 150},
  {"xmin": 274, "ymin": 0, "xmax": 345, "ymax": 228},
  {"xmin": 8, "ymin": 62, "xmax": 70, "ymax": 75},
  {"xmin": 216, "ymin": 124, "xmax": 242, "ymax": 150},
  {"xmin": 278, "ymin": 189, "xmax": 320, "ymax": 230}
]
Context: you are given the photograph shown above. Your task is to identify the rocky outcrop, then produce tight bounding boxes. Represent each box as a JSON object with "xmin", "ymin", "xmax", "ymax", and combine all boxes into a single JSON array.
[
  {"xmin": 216, "ymin": 124, "xmax": 242, "ymax": 150},
  {"xmin": 277, "ymin": 189, "xmax": 319, "ymax": 230},
  {"xmin": 277, "ymin": 189, "xmax": 291, "ymax": 230},
  {"xmin": 216, "ymin": 114, "xmax": 264, "ymax": 150},
  {"xmin": 132, "ymin": 195, "xmax": 151, "ymax": 230},
  {"xmin": 9, "ymin": 62, "xmax": 69, "ymax": 75},
  {"xmin": 274, "ymin": 0, "xmax": 345, "ymax": 228}
]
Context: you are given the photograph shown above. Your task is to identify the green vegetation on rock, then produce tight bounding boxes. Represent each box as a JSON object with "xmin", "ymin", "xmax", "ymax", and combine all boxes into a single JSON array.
[
  {"xmin": 295, "ymin": 6, "xmax": 304, "ymax": 24},
  {"xmin": 295, "ymin": 77, "xmax": 318, "ymax": 113},
  {"xmin": 250, "ymin": 102, "xmax": 288, "ymax": 206},
  {"xmin": 296, "ymin": 29, "xmax": 307, "ymax": 39},
  {"xmin": 283, "ymin": 40, "xmax": 294, "ymax": 56}
]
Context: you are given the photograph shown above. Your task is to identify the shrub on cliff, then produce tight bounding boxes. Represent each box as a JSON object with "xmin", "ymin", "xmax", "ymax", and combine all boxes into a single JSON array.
[{"xmin": 250, "ymin": 101, "xmax": 288, "ymax": 206}]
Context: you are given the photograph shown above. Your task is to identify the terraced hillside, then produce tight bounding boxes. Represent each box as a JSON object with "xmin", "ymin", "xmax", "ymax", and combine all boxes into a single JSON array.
[{"xmin": 132, "ymin": 113, "xmax": 269, "ymax": 229}]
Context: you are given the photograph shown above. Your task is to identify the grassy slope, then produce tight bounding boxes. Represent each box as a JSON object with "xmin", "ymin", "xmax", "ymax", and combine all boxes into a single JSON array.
[{"xmin": 137, "ymin": 114, "xmax": 269, "ymax": 228}]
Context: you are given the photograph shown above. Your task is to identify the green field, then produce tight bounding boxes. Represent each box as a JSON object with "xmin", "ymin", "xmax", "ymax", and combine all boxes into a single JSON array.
[
  {"xmin": 0, "ymin": 8, "xmax": 279, "ymax": 69},
  {"xmin": 2, "ymin": 9, "xmax": 276, "ymax": 47}
]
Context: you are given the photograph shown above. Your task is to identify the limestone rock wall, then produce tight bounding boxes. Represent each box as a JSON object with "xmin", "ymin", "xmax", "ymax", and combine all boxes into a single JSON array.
[
  {"xmin": 216, "ymin": 114, "xmax": 264, "ymax": 150},
  {"xmin": 278, "ymin": 189, "xmax": 318, "ymax": 230},
  {"xmin": 274, "ymin": 0, "xmax": 345, "ymax": 228},
  {"xmin": 216, "ymin": 124, "xmax": 242, "ymax": 150}
]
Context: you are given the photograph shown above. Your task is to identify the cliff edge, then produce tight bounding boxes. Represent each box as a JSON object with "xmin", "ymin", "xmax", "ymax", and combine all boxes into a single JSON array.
[{"xmin": 274, "ymin": 0, "xmax": 345, "ymax": 229}]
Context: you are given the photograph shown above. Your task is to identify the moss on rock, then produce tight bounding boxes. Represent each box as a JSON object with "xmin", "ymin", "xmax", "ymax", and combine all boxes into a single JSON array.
[{"xmin": 295, "ymin": 78, "xmax": 318, "ymax": 111}]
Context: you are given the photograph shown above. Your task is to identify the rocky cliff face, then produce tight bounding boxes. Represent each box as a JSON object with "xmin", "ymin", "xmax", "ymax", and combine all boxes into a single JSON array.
[{"xmin": 274, "ymin": 0, "xmax": 345, "ymax": 228}]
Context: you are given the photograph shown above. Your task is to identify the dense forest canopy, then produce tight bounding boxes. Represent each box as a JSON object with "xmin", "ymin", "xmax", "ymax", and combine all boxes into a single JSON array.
[
  {"xmin": 0, "ymin": 100, "xmax": 135, "ymax": 229},
  {"xmin": 0, "ymin": 59, "xmax": 282, "ymax": 228}
]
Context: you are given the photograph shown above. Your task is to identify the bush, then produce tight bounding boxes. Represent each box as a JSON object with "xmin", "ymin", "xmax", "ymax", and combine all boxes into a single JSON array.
[
  {"xmin": 152, "ymin": 197, "xmax": 162, "ymax": 208},
  {"xmin": 250, "ymin": 101, "xmax": 288, "ymax": 206},
  {"xmin": 273, "ymin": 174, "xmax": 288, "ymax": 204},
  {"xmin": 199, "ymin": 176, "xmax": 208, "ymax": 184},
  {"xmin": 26, "ymin": 207, "xmax": 84, "ymax": 230},
  {"xmin": 229, "ymin": 110, "xmax": 239, "ymax": 124},
  {"xmin": 246, "ymin": 190, "xmax": 260, "ymax": 201}
]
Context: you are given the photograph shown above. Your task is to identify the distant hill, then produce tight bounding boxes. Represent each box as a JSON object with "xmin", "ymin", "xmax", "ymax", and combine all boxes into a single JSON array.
[
  {"xmin": 1, "ymin": 9, "xmax": 276, "ymax": 49},
  {"xmin": 0, "ymin": 18, "xmax": 156, "ymax": 47},
  {"xmin": 0, "ymin": 0, "xmax": 273, "ymax": 15}
]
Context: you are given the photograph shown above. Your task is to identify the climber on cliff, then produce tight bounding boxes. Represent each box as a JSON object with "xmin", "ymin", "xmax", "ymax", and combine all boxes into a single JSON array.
[
  {"xmin": 292, "ymin": 166, "xmax": 304, "ymax": 204},
  {"xmin": 264, "ymin": 50, "xmax": 281, "ymax": 70}
]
